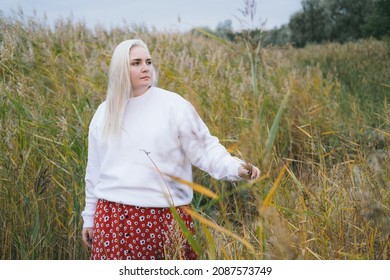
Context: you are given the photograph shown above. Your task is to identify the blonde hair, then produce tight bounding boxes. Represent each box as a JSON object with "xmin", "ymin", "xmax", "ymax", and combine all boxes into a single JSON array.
[{"xmin": 102, "ymin": 39, "xmax": 157, "ymax": 141}]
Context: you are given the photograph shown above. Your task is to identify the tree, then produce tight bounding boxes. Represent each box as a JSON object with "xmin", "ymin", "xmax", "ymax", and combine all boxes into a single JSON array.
[
  {"xmin": 288, "ymin": 0, "xmax": 377, "ymax": 47},
  {"xmin": 363, "ymin": 0, "xmax": 390, "ymax": 38},
  {"xmin": 215, "ymin": 19, "xmax": 235, "ymax": 40},
  {"xmin": 289, "ymin": 0, "xmax": 332, "ymax": 47},
  {"xmin": 262, "ymin": 25, "xmax": 292, "ymax": 46},
  {"xmin": 326, "ymin": 0, "xmax": 375, "ymax": 42}
]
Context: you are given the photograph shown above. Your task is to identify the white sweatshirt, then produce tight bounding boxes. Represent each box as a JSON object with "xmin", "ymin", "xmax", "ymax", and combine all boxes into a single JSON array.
[{"xmin": 81, "ymin": 87, "xmax": 243, "ymax": 227}]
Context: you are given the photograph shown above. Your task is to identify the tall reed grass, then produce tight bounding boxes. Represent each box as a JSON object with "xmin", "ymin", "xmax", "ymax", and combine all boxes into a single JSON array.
[{"xmin": 0, "ymin": 13, "xmax": 389, "ymax": 259}]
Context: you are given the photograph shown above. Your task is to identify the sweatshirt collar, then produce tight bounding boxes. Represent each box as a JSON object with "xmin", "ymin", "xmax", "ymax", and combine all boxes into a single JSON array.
[{"xmin": 129, "ymin": 86, "xmax": 153, "ymax": 103}]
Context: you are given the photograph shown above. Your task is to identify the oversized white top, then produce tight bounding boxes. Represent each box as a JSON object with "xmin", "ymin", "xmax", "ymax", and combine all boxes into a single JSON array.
[{"xmin": 81, "ymin": 87, "xmax": 243, "ymax": 227}]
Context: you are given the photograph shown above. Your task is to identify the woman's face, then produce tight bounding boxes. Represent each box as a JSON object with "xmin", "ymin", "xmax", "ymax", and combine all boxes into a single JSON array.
[{"xmin": 129, "ymin": 46, "xmax": 153, "ymax": 96}]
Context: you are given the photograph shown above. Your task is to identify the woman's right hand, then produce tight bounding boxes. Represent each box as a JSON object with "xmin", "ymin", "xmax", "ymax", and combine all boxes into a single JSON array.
[
  {"xmin": 239, "ymin": 162, "xmax": 260, "ymax": 181},
  {"xmin": 82, "ymin": 227, "xmax": 93, "ymax": 248}
]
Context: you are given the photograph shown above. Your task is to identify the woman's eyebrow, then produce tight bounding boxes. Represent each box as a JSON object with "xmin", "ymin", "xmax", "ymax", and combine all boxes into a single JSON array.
[{"xmin": 130, "ymin": 58, "xmax": 152, "ymax": 61}]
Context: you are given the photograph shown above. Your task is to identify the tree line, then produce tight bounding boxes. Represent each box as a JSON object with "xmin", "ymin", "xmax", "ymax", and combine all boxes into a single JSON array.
[{"xmin": 207, "ymin": 0, "xmax": 390, "ymax": 47}]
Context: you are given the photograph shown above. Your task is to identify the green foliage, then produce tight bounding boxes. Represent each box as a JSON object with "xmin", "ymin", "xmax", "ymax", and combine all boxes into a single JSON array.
[
  {"xmin": 213, "ymin": 0, "xmax": 387, "ymax": 47},
  {"xmin": 262, "ymin": 25, "xmax": 292, "ymax": 47},
  {"xmin": 363, "ymin": 0, "xmax": 390, "ymax": 38},
  {"xmin": 288, "ymin": 0, "xmax": 376, "ymax": 47},
  {"xmin": 215, "ymin": 19, "xmax": 235, "ymax": 40},
  {"xmin": 289, "ymin": 0, "xmax": 333, "ymax": 47},
  {"xmin": 326, "ymin": 0, "xmax": 375, "ymax": 42}
]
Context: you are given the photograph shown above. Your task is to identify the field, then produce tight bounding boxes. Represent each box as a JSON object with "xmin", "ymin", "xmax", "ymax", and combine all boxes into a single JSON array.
[{"xmin": 0, "ymin": 14, "xmax": 389, "ymax": 260}]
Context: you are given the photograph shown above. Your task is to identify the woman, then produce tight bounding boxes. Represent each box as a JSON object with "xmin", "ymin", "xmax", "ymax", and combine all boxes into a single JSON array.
[{"xmin": 81, "ymin": 39, "xmax": 260, "ymax": 260}]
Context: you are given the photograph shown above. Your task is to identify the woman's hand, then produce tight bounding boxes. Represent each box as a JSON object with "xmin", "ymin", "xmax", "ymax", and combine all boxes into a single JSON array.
[
  {"xmin": 239, "ymin": 162, "xmax": 261, "ymax": 181},
  {"xmin": 82, "ymin": 227, "xmax": 93, "ymax": 248}
]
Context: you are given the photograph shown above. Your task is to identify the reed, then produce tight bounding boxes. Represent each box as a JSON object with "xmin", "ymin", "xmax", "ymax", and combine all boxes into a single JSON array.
[{"xmin": 0, "ymin": 13, "xmax": 389, "ymax": 260}]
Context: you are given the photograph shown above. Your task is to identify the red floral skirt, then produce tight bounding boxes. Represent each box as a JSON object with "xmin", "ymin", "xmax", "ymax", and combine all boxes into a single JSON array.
[{"xmin": 91, "ymin": 199, "xmax": 197, "ymax": 260}]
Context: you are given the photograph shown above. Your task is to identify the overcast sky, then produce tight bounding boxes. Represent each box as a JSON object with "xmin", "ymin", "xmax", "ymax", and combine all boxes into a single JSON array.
[{"xmin": 0, "ymin": 0, "xmax": 302, "ymax": 32}]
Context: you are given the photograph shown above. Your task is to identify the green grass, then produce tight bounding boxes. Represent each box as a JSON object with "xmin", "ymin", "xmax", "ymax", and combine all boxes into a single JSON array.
[{"xmin": 0, "ymin": 14, "xmax": 389, "ymax": 260}]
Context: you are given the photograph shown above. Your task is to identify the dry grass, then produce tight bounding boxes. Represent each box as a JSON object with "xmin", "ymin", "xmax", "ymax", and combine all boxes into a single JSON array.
[{"xmin": 0, "ymin": 13, "xmax": 389, "ymax": 260}]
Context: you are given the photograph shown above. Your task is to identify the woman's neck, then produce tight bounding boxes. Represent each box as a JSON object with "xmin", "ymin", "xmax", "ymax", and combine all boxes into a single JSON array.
[{"xmin": 132, "ymin": 86, "xmax": 151, "ymax": 97}]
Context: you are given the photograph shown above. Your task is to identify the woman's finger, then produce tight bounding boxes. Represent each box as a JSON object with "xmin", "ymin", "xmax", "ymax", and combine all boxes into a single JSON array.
[
  {"xmin": 82, "ymin": 228, "xmax": 93, "ymax": 248},
  {"xmin": 251, "ymin": 166, "xmax": 260, "ymax": 180}
]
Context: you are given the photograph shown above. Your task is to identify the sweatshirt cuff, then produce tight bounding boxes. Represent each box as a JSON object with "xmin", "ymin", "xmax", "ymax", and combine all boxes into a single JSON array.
[
  {"xmin": 229, "ymin": 157, "xmax": 245, "ymax": 181},
  {"xmin": 82, "ymin": 214, "xmax": 94, "ymax": 228}
]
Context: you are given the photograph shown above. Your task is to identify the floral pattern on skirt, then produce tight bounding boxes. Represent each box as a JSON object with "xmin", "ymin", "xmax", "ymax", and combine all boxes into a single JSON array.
[{"xmin": 91, "ymin": 199, "xmax": 197, "ymax": 260}]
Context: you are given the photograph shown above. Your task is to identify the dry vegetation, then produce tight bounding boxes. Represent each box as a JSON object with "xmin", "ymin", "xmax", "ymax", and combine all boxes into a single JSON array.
[{"xmin": 0, "ymin": 13, "xmax": 389, "ymax": 260}]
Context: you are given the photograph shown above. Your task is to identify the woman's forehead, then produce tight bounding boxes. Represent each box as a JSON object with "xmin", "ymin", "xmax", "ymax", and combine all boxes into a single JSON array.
[{"xmin": 130, "ymin": 46, "xmax": 151, "ymax": 58}]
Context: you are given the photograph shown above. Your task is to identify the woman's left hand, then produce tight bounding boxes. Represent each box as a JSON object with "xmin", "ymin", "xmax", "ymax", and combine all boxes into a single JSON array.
[{"xmin": 239, "ymin": 162, "xmax": 261, "ymax": 181}]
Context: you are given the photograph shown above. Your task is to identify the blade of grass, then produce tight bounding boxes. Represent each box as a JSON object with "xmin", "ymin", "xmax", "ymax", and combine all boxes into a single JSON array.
[
  {"xmin": 286, "ymin": 166, "xmax": 305, "ymax": 194},
  {"xmin": 32, "ymin": 205, "xmax": 39, "ymax": 243},
  {"xmin": 264, "ymin": 90, "xmax": 291, "ymax": 159},
  {"xmin": 170, "ymin": 206, "xmax": 201, "ymax": 256},
  {"xmin": 262, "ymin": 163, "xmax": 289, "ymax": 208},
  {"xmin": 165, "ymin": 174, "xmax": 218, "ymax": 199},
  {"xmin": 201, "ymin": 224, "xmax": 216, "ymax": 259},
  {"xmin": 193, "ymin": 27, "xmax": 231, "ymax": 47},
  {"xmin": 203, "ymin": 173, "xmax": 269, "ymax": 209},
  {"xmin": 184, "ymin": 206, "xmax": 256, "ymax": 255},
  {"xmin": 379, "ymin": 83, "xmax": 390, "ymax": 88}
]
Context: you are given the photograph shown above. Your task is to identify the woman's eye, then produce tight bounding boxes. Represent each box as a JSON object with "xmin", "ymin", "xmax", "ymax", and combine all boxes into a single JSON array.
[{"xmin": 147, "ymin": 60, "xmax": 152, "ymax": 65}]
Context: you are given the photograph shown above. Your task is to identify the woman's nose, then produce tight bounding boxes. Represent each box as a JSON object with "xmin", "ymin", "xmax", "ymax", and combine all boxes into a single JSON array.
[{"xmin": 141, "ymin": 63, "xmax": 150, "ymax": 72}]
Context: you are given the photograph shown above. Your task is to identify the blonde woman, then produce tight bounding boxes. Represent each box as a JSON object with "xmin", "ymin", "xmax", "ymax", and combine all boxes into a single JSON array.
[{"xmin": 81, "ymin": 39, "xmax": 260, "ymax": 260}]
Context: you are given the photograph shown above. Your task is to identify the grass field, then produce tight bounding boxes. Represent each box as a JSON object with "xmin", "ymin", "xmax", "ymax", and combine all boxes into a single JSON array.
[{"xmin": 0, "ymin": 14, "xmax": 389, "ymax": 260}]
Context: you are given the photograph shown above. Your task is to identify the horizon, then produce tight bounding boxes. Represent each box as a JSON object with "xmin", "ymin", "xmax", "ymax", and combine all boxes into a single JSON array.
[{"xmin": 0, "ymin": 0, "xmax": 302, "ymax": 32}]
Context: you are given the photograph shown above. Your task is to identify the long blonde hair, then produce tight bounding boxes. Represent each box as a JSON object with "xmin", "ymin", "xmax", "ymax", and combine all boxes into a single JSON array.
[{"xmin": 102, "ymin": 39, "xmax": 157, "ymax": 141}]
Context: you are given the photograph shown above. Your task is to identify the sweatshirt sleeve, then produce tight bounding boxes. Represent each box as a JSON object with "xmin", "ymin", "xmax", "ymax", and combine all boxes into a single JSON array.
[
  {"xmin": 177, "ymin": 100, "xmax": 243, "ymax": 181},
  {"xmin": 81, "ymin": 114, "xmax": 100, "ymax": 228}
]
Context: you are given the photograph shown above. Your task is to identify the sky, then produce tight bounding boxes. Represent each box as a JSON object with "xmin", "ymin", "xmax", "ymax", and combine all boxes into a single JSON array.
[{"xmin": 0, "ymin": 0, "xmax": 302, "ymax": 32}]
